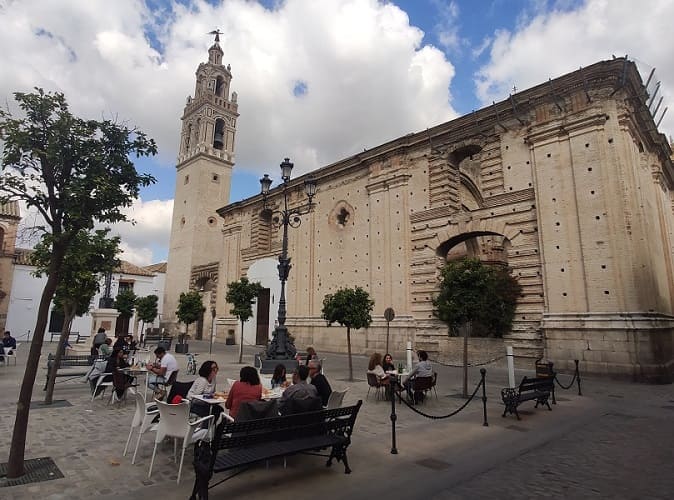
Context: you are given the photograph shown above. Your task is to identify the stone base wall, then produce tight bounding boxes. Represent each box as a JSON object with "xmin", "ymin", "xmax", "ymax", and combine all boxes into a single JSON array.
[
  {"xmin": 288, "ymin": 316, "xmax": 418, "ymax": 359},
  {"xmin": 543, "ymin": 313, "xmax": 674, "ymax": 383}
]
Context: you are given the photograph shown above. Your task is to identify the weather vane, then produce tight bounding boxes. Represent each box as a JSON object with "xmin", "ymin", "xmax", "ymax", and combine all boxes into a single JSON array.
[{"xmin": 208, "ymin": 29, "xmax": 223, "ymax": 43}]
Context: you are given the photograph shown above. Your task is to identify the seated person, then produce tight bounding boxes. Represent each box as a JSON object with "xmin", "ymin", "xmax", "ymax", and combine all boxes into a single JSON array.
[
  {"xmin": 105, "ymin": 348, "xmax": 135, "ymax": 399},
  {"xmin": 279, "ymin": 365, "xmax": 319, "ymax": 415},
  {"xmin": 367, "ymin": 352, "xmax": 390, "ymax": 384},
  {"xmin": 305, "ymin": 346, "xmax": 318, "ymax": 365},
  {"xmin": 1, "ymin": 330, "xmax": 16, "ymax": 362},
  {"xmin": 113, "ymin": 335, "xmax": 129, "ymax": 352},
  {"xmin": 147, "ymin": 346, "xmax": 178, "ymax": 391},
  {"xmin": 188, "ymin": 360, "xmax": 223, "ymax": 419},
  {"xmin": 92, "ymin": 327, "xmax": 107, "ymax": 350},
  {"xmin": 225, "ymin": 366, "xmax": 262, "ymax": 420},
  {"xmin": 126, "ymin": 334, "xmax": 138, "ymax": 352},
  {"xmin": 403, "ymin": 350, "xmax": 433, "ymax": 403},
  {"xmin": 382, "ymin": 353, "xmax": 395, "ymax": 373},
  {"xmin": 270, "ymin": 363, "xmax": 288, "ymax": 389},
  {"xmin": 308, "ymin": 360, "xmax": 332, "ymax": 406},
  {"xmin": 99, "ymin": 338, "xmax": 113, "ymax": 357}
]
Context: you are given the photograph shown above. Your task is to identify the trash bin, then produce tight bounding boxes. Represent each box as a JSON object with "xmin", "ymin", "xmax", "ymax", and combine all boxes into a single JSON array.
[
  {"xmin": 159, "ymin": 340, "xmax": 172, "ymax": 352},
  {"xmin": 535, "ymin": 358, "xmax": 555, "ymax": 378}
]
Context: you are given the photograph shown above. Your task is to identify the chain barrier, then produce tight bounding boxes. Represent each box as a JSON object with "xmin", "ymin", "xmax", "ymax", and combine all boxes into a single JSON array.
[
  {"xmin": 552, "ymin": 359, "xmax": 582, "ymax": 396},
  {"xmin": 389, "ymin": 368, "xmax": 488, "ymax": 454},
  {"xmin": 429, "ymin": 354, "xmax": 505, "ymax": 368}
]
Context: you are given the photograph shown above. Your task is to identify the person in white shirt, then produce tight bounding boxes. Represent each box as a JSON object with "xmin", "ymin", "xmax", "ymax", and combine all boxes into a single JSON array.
[
  {"xmin": 403, "ymin": 350, "xmax": 433, "ymax": 403},
  {"xmin": 188, "ymin": 360, "xmax": 223, "ymax": 419},
  {"xmin": 147, "ymin": 346, "xmax": 178, "ymax": 390}
]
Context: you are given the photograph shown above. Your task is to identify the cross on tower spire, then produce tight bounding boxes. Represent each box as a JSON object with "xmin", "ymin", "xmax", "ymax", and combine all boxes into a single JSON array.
[{"xmin": 208, "ymin": 29, "xmax": 223, "ymax": 43}]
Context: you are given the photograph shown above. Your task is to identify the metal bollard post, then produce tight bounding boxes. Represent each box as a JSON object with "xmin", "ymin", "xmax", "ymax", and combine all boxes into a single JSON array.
[
  {"xmin": 480, "ymin": 368, "xmax": 488, "ymax": 427},
  {"xmin": 574, "ymin": 359, "xmax": 582, "ymax": 396},
  {"xmin": 390, "ymin": 375, "xmax": 398, "ymax": 454}
]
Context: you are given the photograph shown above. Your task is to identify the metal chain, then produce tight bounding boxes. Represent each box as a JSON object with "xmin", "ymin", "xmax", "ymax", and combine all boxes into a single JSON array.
[
  {"xmin": 554, "ymin": 370, "xmax": 578, "ymax": 390},
  {"xmin": 392, "ymin": 379, "xmax": 483, "ymax": 420},
  {"xmin": 429, "ymin": 354, "xmax": 505, "ymax": 368}
]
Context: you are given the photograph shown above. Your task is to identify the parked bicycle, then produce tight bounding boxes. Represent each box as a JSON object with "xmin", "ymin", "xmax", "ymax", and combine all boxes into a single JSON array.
[{"xmin": 186, "ymin": 352, "xmax": 199, "ymax": 375}]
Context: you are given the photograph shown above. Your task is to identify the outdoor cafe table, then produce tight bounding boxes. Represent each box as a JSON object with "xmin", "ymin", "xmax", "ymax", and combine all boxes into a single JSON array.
[
  {"xmin": 121, "ymin": 366, "xmax": 149, "ymax": 400},
  {"xmin": 386, "ymin": 370, "xmax": 410, "ymax": 400}
]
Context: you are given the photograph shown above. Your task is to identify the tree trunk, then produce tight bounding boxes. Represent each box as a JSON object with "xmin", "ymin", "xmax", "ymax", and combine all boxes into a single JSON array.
[
  {"xmin": 7, "ymin": 263, "xmax": 61, "ymax": 478},
  {"xmin": 238, "ymin": 319, "xmax": 244, "ymax": 364},
  {"xmin": 346, "ymin": 326, "xmax": 353, "ymax": 382},
  {"xmin": 44, "ymin": 310, "xmax": 75, "ymax": 404}
]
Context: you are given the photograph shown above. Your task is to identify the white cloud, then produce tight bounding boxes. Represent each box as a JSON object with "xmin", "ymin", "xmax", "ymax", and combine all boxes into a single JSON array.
[
  {"xmin": 475, "ymin": 0, "xmax": 674, "ymax": 137},
  {"xmin": 113, "ymin": 198, "xmax": 174, "ymax": 266},
  {"xmin": 0, "ymin": 0, "xmax": 457, "ymax": 264}
]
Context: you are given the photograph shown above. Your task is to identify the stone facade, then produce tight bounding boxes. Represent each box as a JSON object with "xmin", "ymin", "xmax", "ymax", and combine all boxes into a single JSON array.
[
  {"xmin": 0, "ymin": 201, "xmax": 20, "ymax": 332},
  {"xmin": 164, "ymin": 55, "xmax": 674, "ymax": 381}
]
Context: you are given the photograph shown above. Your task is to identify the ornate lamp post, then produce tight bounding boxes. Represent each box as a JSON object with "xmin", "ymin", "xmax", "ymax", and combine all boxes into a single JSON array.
[
  {"xmin": 260, "ymin": 158, "xmax": 317, "ymax": 364},
  {"xmin": 209, "ymin": 305, "xmax": 216, "ymax": 355},
  {"xmin": 98, "ymin": 271, "xmax": 114, "ymax": 309}
]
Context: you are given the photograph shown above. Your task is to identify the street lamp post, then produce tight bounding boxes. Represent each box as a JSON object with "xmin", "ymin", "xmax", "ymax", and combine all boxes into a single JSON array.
[
  {"xmin": 260, "ymin": 158, "xmax": 317, "ymax": 368},
  {"xmin": 209, "ymin": 306, "xmax": 216, "ymax": 355}
]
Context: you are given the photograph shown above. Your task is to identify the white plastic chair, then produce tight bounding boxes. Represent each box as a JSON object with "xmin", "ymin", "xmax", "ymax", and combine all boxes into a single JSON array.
[
  {"xmin": 91, "ymin": 373, "xmax": 114, "ymax": 402},
  {"xmin": 147, "ymin": 400, "xmax": 213, "ymax": 484},
  {"xmin": 3, "ymin": 344, "xmax": 19, "ymax": 366},
  {"xmin": 326, "ymin": 388, "xmax": 349, "ymax": 409},
  {"xmin": 124, "ymin": 392, "xmax": 160, "ymax": 464},
  {"xmin": 226, "ymin": 378, "xmax": 237, "ymax": 389}
]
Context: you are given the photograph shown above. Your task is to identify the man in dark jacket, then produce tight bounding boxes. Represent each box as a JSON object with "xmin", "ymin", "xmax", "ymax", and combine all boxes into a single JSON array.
[{"xmin": 308, "ymin": 360, "xmax": 332, "ymax": 407}]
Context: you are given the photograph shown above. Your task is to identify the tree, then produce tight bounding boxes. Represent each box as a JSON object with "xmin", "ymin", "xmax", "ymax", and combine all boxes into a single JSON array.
[
  {"xmin": 433, "ymin": 257, "xmax": 521, "ymax": 337},
  {"xmin": 32, "ymin": 229, "xmax": 120, "ymax": 404},
  {"xmin": 225, "ymin": 277, "xmax": 263, "ymax": 363},
  {"xmin": 176, "ymin": 291, "xmax": 205, "ymax": 345},
  {"xmin": 322, "ymin": 287, "xmax": 374, "ymax": 382},
  {"xmin": 0, "ymin": 88, "xmax": 156, "ymax": 478},
  {"xmin": 114, "ymin": 289, "xmax": 137, "ymax": 337},
  {"xmin": 136, "ymin": 295, "xmax": 159, "ymax": 339},
  {"xmin": 433, "ymin": 257, "xmax": 521, "ymax": 395}
]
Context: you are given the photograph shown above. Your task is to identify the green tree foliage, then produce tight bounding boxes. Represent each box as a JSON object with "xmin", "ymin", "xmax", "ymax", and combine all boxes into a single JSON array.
[
  {"xmin": 322, "ymin": 287, "xmax": 374, "ymax": 381},
  {"xmin": 433, "ymin": 257, "xmax": 522, "ymax": 337},
  {"xmin": 32, "ymin": 229, "xmax": 120, "ymax": 404},
  {"xmin": 136, "ymin": 295, "xmax": 159, "ymax": 337},
  {"xmin": 225, "ymin": 277, "xmax": 263, "ymax": 363},
  {"xmin": 0, "ymin": 88, "xmax": 156, "ymax": 478},
  {"xmin": 115, "ymin": 289, "xmax": 137, "ymax": 320},
  {"xmin": 176, "ymin": 291, "xmax": 205, "ymax": 344}
]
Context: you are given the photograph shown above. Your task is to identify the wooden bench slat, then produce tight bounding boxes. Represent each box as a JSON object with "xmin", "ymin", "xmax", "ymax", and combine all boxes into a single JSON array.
[
  {"xmin": 501, "ymin": 376, "xmax": 554, "ymax": 420},
  {"xmin": 195, "ymin": 401, "xmax": 362, "ymax": 495}
]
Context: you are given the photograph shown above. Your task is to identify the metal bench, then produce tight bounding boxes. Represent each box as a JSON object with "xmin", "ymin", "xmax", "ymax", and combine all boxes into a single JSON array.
[
  {"xmin": 142, "ymin": 335, "xmax": 173, "ymax": 350},
  {"xmin": 501, "ymin": 376, "xmax": 554, "ymax": 420},
  {"xmin": 44, "ymin": 353, "xmax": 103, "ymax": 389},
  {"xmin": 49, "ymin": 331, "xmax": 85, "ymax": 343},
  {"xmin": 191, "ymin": 400, "xmax": 362, "ymax": 499}
]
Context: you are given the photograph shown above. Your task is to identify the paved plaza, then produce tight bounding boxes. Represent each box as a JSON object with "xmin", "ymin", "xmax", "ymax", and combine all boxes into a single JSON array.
[{"xmin": 0, "ymin": 340, "xmax": 672, "ymax": 499}]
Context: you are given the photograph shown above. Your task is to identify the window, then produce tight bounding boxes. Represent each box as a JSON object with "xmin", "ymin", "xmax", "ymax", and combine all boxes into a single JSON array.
[{"xmin": 118, "ymin": 280, "xmax": 134, "ymax": 293}]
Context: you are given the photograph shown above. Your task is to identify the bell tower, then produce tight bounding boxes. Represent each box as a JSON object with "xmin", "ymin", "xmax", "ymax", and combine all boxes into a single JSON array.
[{"xmin": 163, "ymin": 31, "xmax": 238, "ymax": 329}]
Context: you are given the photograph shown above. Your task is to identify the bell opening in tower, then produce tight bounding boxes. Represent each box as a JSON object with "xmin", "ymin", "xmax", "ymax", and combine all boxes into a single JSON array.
[{"xmin": 214, "ymin": 119, "xmax": 225, "ymax": 150}]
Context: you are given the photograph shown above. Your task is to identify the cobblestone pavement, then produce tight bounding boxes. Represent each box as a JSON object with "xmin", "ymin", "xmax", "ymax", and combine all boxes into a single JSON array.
[{"xmin": 0, "ymin": 340, "xmax": 672, "ymax": 499}]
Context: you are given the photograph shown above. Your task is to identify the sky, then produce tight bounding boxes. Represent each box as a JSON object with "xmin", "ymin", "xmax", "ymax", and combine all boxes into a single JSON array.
[{"xmin": 1, "ymin": 0, "xmax": 673, "ymax": 266}]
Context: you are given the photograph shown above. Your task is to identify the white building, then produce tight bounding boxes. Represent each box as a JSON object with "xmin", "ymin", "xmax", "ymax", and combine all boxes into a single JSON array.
[{"xmin": 6, "ymin": 249, "xmax": 166, "ymax": 342}]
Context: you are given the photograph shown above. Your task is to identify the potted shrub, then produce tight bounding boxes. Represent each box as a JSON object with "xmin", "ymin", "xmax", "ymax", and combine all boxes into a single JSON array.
[{"xmin": 175, "ymin": 291, "xmax": 205, "ymax": 354}]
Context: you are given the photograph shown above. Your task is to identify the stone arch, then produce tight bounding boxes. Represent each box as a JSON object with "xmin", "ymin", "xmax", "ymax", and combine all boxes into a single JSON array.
[
  {"xmin": 459, "ymin": 172, "xmax": 483, "ymax": 209},
  {"xmin": 246, "ymin": 258, "xmax": 281, "ymax": 346},
  {"xmin": 434, "ymin": 218, "xmax": 522, "ymax": 255},
  {"xmin": 190, "ymin": 265, "xmax": 218, "ymax": 340},
  {"xmin": 215, "ymin": 75, "xmax": 225, "ymax": 97},
  {"xmin": 213, "ymin": 118, "xmax": 225, "ymax": 150}
]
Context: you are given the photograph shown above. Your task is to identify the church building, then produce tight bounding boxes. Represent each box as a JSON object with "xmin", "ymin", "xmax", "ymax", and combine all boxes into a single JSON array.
[{"xmin": 163, "ymin": 39, "xmax": 674, "ymax": 382}]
